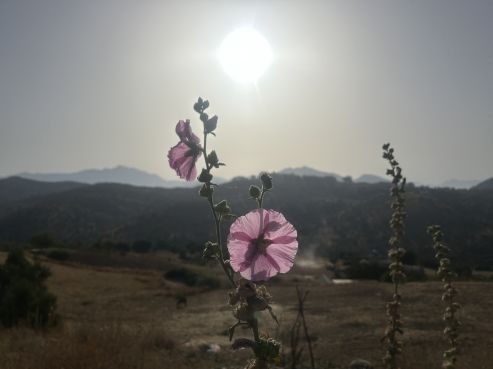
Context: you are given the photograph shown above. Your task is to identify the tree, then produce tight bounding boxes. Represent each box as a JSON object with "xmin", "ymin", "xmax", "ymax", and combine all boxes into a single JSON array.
[
  {"xmin": 132, "ymin": 240, "xmax": 152, "ymax": 253},
  {"xmin": 0, "ymin": 249, "xmax": 57, "ymax": 328},
  {"xmin": 30, "ymin": 232, "xmax": 55, "ymax": 249}
]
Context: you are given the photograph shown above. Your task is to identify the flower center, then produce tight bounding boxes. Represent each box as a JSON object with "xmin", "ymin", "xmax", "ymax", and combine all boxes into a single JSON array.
[{"xmin": 253, "ymin": 234, "xmax": 272, "ymax": 253}]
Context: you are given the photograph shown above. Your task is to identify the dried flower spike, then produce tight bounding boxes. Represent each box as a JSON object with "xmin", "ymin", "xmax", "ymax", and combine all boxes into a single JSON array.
[
  {"xmin": 427, "ymin": 225, "xmax": 461, "ymax": 369},
  {"xmin": 381, "ymin": 143, "xmax": 407, "ymax": 369}
]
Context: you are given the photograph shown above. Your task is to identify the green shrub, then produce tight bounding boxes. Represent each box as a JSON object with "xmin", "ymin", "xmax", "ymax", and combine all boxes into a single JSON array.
[
  {"xmin": 345, "ymin": 259, "xmax": 388, "ymax": 280},
  {"xmin": 0, "ymin": 249, "xmax": 57, "ymax": 328},
  {"xmin": 345, "ymin": 259, "xmax": 426, "ymax": 282},
  {"xmin": 30, "ymin": 233, "xmax": 56, "ymax": 249},
  {"xmin": 164, "ymin": 268, "xmax": 199, "ymax": 286},
  {"xmin": 46, "ymin": 249, "xmax": 71, "ymax": 261},
  {"xmin": 133, "ymin": 240, "xmax": 152, "ymax": 253},
  {"xmin": 164, "ymin": 268, "xmax": 221, "ymax": 289}
]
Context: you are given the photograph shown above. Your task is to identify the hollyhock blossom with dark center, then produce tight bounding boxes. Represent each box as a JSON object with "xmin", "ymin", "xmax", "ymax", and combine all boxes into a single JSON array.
[
  {"xmin": 228, "ymin": 209, "xmax": 298, "ymax": 281},
  {"xmin": 168, "ymin": 120, "xmax": 202, "ymax": 181}
]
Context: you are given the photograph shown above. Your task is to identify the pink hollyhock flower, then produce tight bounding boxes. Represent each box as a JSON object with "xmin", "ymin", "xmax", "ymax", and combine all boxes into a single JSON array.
[
  {"xmin": 228, "ymin": 209, "xmax": 298, "ymax": 281},
  {"xmin": 168, "ymin": 120, "xmax": 202, "ymax": 181}
]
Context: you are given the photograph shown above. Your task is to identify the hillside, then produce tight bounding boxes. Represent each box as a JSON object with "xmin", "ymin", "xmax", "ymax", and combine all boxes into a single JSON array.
[
  {"xmin": 0, "ymin": 175, "xmax": 493, "ymax": 268},
  {"xmin": 473, "ymin": 177, "xmax": 493, "ymax": 190},
  {"xmin": 16, "ymin": 165, "xmax": 227, "ymax": 188},
  {"xmin": 0, "ymin": 176, "xmax": 87, "ymax": 206}
]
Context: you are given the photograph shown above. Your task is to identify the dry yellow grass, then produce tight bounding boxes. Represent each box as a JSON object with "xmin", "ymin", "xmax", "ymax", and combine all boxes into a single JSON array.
[{"xmin": 0, "ymin": 252, "xmax": 492, "ymax": 369}]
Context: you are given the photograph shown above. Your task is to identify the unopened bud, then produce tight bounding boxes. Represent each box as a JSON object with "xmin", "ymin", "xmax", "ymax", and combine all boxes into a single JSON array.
[
  {"xmin": 204, "ymin": 115, "xmax": 218, "ymax": 133},
  {"xmin": 200, "ymin": 112, "xmax": 209, "ymax": 123},
  {"xmin": 207, "ymin": 150, "xmax": 220, "ymax": 168},
  {"xmin": 249, "ymin": 185, "xmax": 261, "ymax": 198},
  {"xmin": 198, "ymin": 169, "xmax": 213, "ymax": 183},
  {"xmin": 203, "ymin": 241, "xmax": 218, "ymax": 259},
  {"xmin": 214, "ymin": 200, "xmax": 231, "ymax": 215},
  {"xmin": 260, "ymin": 172, "xmax": 272, "ymax": 190},
  {"xmin": 194, "ymin": 97, "xmax": 204, "ymax": 113},
  {"xmin": 199, "ymin": 184, "xmax": 214, "ymax": 197}
]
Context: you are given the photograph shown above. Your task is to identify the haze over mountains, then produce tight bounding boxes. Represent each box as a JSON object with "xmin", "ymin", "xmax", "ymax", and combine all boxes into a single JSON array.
[
  {"xmin": 7, "ymin": 165, "xmax": 487, "ymax": 189},
  {"xmin": 15, "ymin": 166, "xmax": 194, "ymax": 188}
]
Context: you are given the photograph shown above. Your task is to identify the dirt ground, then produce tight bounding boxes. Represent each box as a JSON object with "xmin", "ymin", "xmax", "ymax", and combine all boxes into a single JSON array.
[{"xmin": 0, "ymin": 252, "xmax": 492, "ymax": 369}]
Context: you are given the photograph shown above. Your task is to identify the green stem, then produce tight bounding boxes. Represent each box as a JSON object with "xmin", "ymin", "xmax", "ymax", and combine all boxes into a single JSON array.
[
  {"xmin": 256, "ymin": 187, "xmax": 268, "ymax": 210},
  {"xmin": 202, "ymin": 131, "xmax": 236, "ymax": 288}
]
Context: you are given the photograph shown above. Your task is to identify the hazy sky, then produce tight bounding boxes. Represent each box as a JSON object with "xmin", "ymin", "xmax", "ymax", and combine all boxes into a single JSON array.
[{"xmin": 1, "ymin": 0, "xmax": 492, "ymax": 184}]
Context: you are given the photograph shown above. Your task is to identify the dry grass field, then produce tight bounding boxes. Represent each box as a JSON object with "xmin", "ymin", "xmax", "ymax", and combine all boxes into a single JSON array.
[{"xmin": 0, "ymin": 251, "xmax": 492, "ymax": 369}]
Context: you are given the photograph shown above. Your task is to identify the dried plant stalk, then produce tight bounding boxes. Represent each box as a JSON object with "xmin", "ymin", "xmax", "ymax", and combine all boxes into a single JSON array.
[
  {"xmin": 381, "ymin": 143, "xmax": 407, "ymax": 369},
  {"xmin": 427, "ymin": 225, "xmax": 461, "ymax": 369}
]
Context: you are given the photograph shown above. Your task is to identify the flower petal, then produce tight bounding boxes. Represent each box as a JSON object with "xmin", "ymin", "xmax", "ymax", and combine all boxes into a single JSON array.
[
  {"xmin": 229, "ymin": 209, "xmax": 263, "ymax": 240},
  {"xmin": 240, "ymin": 252, "xmax": 280, "ymax": 281},
  {"xmin": 175, "ymin": 119, "xmax": 200, "ymax": 145},
  {"xmin": 263, "ymin": 210, "xmax": 297, "ymax": 242},
  {"xmin": 228, "ymin": 237, "xmax": 255, "ymax": 272},
  {"xmin": 266, "ymin": 240, "xmax": 298, "ymax": 273},
  {"xmin": 167, "ymin": 142, "xmax": 199, "ymax": 181}
]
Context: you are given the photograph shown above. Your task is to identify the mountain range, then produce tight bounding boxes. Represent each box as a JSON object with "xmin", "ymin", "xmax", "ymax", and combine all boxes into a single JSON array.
[
  {"xmin": 4, "ymin": 165, "xmax": 488, "ymax": 189},
  {"xmin": 15, "ymin": 166, "xmax": 196, "ymax": 188}
]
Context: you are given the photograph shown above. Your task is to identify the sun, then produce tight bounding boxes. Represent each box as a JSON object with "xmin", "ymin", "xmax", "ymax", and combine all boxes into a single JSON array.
[{"xmin": 218, "ymin": 28, "xmax": 273, "ymax": 84}]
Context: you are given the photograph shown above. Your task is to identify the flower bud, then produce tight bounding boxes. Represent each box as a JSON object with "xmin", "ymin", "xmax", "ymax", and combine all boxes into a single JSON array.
[
  {"xmin": 260, "ymin": 173, "xmax": 272, "ymax": 190},
  {"xmin": 214, "ymin": 200, "xmax": 231, "ymax": 215},
  {"xmin": 200, "ymin": 112, "xmax": 209, "ymax": 123},
  {"xmin": 194, "ymin": 97, "xmax": 204, "ymax": 113},
  {"xmin": 207, "ymin": 150, "xmax": 220, "ymax": 168},
  {"xmin": 203, "ymin": 241, "xmax": 218, "ymax": 259},
  {"xmin": 199, "ymin": 184, "xmax": 214, "ymax": 197},
  {"xmin": 204, "ymin": 115, "xmax": 218, "ymax": 133},
  {"xmin": 249, "ymin": 185, "xmax": 261, "ymax": 198},
  {"xmin": 198, "ymin": 169, "xmax": 213, "ymax": 183}
]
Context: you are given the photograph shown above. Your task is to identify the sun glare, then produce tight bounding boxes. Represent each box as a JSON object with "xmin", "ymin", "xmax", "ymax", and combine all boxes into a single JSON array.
[{"xmin": 218, "ymin": 28, "xmax": 273, "ymax": 84}]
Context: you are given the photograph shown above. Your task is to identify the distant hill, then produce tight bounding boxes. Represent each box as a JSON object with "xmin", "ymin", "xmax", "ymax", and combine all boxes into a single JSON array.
[
  {"xmin": 355, "ymin": 174, "xmax": 389, "ymax": 184},
  {"xmin": 0, "ymin": 177, "xmax": 86, "ymax": 206},
  {"xmin": 473, "ymin": 177, "xmax": 493, "ymax": 190},
  {"xmin": 278, "ymin": 166, "xmax": 342, "ymax": 180},
  {"xmin": 439, "ymin": 178, "xmax": 483, "ymax": 189},
  {"xmin": 15, "ymin": 166, "xmax": 226, "ymax": 188},
  {"xmin": 1, "ymin": 175, "xmax": 493, "ymax": 269},
  {"xmin": 17, "ymin": 166, "xmax": 171, "ymax": 187}
]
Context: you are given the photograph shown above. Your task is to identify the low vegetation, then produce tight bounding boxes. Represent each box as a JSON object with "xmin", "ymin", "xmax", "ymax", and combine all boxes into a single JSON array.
[{"xmin": 0, "ymin": 249, "xmax": 57, "ymax": 328}]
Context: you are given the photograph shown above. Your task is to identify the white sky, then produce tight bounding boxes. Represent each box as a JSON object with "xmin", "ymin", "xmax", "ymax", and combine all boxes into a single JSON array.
[{"xmin": 1, "ymin": 0, "xmax": 492, "ymax": 184}]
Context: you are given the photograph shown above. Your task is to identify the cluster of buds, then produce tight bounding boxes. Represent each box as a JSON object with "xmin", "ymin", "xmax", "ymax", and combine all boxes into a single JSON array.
[
  {"xmin": 427, "ymin": 225, "xmax": 461, "ymax": 369},
  {"xmin": 228, "ymin": 280, "xmax": 282, "ymax": 368},
  {"xmin": 249, "ymin": 172, "xmax": 273, "ymax": 208},
  {"xmin": 382, "ymin": 143, "xmax": 407, "ymax": 369}
]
